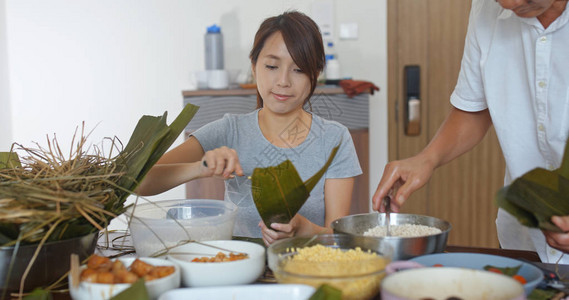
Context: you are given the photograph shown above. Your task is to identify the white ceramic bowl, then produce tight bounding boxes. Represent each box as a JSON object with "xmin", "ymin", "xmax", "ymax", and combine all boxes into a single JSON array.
[
  {"xmin": 127, "ymin": 199, "xmax": 238, "ymax": 257},
  {"xmin": 69, "ymin": 257, "xmax": 181, "ymax": 300},
  {"xmin": 381, "ymin": 267, "xmax": 525, "ymax": 300},
  {"xmin": 167, "ymin": 240, "xmax": 265, "ymax": 287}
]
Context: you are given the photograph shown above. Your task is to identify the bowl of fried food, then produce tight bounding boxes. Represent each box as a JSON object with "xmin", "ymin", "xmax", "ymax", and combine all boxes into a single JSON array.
[
  {"xmin": 267, "ymin": 234, "xmax": 392, "ymax": 300},
  {"xmin": 166, "ymin": 240, "xmax": 265, "ymax": 287},
  {"xmin": 69, "ymin": 254, "xmax": 180, "ymax": 300}
]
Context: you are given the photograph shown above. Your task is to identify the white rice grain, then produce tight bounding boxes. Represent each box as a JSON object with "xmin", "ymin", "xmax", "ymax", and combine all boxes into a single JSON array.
[{"xmin": 363, "ymin": 224, "xmax": 441, "ymax": 237}]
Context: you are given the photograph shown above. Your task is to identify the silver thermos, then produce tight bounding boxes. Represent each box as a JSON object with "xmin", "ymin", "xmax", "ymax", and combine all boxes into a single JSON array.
[{"xmin": 205, "ymin": 24, "xmax": 224, "ymax": 70}]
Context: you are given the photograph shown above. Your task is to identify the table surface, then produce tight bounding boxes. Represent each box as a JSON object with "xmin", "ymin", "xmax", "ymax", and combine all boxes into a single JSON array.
[{"xmin": 46, "ymin": 232, "xmax": 569, "ymax": 300}]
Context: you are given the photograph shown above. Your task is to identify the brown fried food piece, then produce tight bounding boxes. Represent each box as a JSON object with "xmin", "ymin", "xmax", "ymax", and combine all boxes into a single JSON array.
[
  {"xmin": 111, "ymin": 260, "xmax": 127, "ymax": 273},
  {"xmin": 130, "ymin": 258, "xmax": 154, "ymax": 277},
  {"xmin": 87, "ymin": 254, "xmax": 112, "ymax": 272},
  {"xmin": 115, "ymin": 270, "xmax": 139, "ymax": 284},
  {"xmin": 96, "ymin": 271, "xmax": 115, "ymax": 284},
  {"xmin": 148, "ymin": 266, "xmax": 175, "ymax": 279},
  {"xmin": 80, "ymin": 268, "xmax": 98, "ymax": 283}
]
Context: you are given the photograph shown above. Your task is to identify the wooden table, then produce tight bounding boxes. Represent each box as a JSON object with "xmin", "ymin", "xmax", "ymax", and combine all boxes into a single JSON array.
[{"xmin": 446, "ymin": 245, "xmax": 541, "ymax": 262}]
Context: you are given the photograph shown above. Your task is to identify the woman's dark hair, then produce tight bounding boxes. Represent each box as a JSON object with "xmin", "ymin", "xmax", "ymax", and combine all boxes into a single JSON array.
[{"xmin": 249, "ymin": 11, "xmax": 325, "ymax": 109}]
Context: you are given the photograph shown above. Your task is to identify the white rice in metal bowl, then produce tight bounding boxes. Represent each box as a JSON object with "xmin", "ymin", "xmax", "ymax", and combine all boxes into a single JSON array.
[{"xmin": 363, "ymin": 224, "xmax": 441, "ymax": 238}]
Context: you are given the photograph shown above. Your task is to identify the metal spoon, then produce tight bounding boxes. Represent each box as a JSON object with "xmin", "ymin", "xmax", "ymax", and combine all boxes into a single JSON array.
[{"xmin": 384, "ymin": 196, "xmax": 392, "ymax": 237}]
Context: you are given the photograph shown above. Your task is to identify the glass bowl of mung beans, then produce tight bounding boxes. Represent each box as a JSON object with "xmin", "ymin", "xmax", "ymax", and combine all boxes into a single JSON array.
[{"xmin": 267, "ymin": 234, "xmax": 392, "ymax": 300}]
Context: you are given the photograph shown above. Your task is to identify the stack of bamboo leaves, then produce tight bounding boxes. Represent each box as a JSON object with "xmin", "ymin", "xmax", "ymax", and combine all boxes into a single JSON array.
[
  {"xmin": 0, "ymin": 104, "xmax": 199, "ymax": 246},
  {"xmin": 496, "ymin": 137, "xmax": 569, "ymax": 232}
]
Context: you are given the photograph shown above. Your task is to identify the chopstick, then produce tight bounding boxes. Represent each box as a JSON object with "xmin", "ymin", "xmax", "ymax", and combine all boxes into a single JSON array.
[{"xmin": 70, "ymin": 254, "xmax": 80, "ymax": 288}]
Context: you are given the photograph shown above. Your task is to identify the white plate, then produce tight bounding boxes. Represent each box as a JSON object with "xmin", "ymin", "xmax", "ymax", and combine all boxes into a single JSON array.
[{"xmin": 158, "ymin": 284, "xmax": 316, "ymax": 300}]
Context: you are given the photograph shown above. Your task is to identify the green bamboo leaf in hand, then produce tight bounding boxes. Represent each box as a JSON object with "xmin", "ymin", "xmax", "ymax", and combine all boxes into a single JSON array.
[
  {"xmin": 251, "ymin": 143, "xmax": 341, "ymax": 226},
  {"xmin": 495, "ymin": 137, "xmax": 569, "ymax": 233}
]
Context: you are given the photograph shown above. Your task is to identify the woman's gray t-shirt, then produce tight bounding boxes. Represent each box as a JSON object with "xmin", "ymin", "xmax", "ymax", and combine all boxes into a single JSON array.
[{"xmin": 191, "ymin": 109, "xmax": 362, "ymax": 238}]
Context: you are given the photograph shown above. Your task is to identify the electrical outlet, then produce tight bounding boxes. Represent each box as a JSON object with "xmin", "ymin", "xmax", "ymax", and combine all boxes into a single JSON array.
[{"xmin": 339, "ymin": 23, "xmax": 358, "ymax": 40}]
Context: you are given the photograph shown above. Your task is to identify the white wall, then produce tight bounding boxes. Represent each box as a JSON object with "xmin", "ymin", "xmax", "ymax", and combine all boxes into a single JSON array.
[
  {"xmin": 2, "ymin": 0, "xmax": 387, "ymax": 225},
  {"xmin": 0, "ymin": 0, "xmax": 12, "ymax": 150},
  {"xmin": 333, "ymin": 1, "xmax": 388, "ymax": 211}
]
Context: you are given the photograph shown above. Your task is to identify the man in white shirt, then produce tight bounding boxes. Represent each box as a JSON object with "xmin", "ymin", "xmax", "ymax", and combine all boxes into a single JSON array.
[{"xmin": 372, "ymin": 0, "xmax": 569, "ymax": 263}]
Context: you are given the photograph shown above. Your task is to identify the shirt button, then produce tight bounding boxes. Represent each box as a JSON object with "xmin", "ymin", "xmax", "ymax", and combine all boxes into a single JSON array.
[
  {"xmin": 550, "ymin": 249, "xmax": 557, "ymax": 255},
  {"xmin": 538, "ymin": 81, "xmax": 547, "ymax": 88},
  {"xmin": 547, "ymin": 164, "xmax": 555, "ymax": 170},
  {"xmin": 540, "ymin": 36, "xmax": 548, "ymax": 43},
  {"xmin": 538, "ymin": 124, "xmax": 545, "ymax": 131}
]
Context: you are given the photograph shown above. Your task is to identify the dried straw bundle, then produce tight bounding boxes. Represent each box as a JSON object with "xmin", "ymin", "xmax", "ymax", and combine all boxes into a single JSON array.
[
  {"xmin": 0, "ymin": 104, "xmax": 199, "ymax": 298},
  {"xmin": 0, "ymin": 103, "xmax": 199, "ymax": 247},
  {"xmin": 0, "ymin": 129, "xmax": 126, "ymax": 246}
]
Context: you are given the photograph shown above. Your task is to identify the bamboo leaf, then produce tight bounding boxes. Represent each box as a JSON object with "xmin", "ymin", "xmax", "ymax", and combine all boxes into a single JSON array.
[
  {"xmin": 502, "ymin": 176, "xmax": 568, "ymax": 232},
  {"xmin": 538, "ymin": 219, "xmax": 563, "ymax": 233},
  {"xmin": 110, "ymin": 278, "xmax": 149, "ymax": 300},
  {"xmin": 509, "ymin": 172, "xmax": 569, "ymax": 216},
  {"xmin": 560, "ymin": 176, "xmax": 569, "ymax": 198},
  {"xmin": 483, "ymin": 264, "xmax": 521, "ymax": 277},
  {"xmin": 252, "ymin": 160, "xmax": 309, "ymax": 225},
  {"xmin": 304, "ymin": 143, "xmax": 340, "ymax": 192},
  {"xmin": 47, "ymin": 219, "xmax": 97, "ymax": 242},
  {"xmin": 117, "ymin": 103, "xmax": 199, "ymax": 197},
  {"xmin": 116, "ymin": 114, "xmax": 169, "ymax": 192},
  {"xmin": 22, "ymin": 288, "xmax": 53, "ymax": 300},
  {"xmin": 251, "ymin": 144, "xmax": 341, "ymax": 226},
  {"xmin": 496, "ymin": 138, "xmax": 569, "ymax": 233},
  {"xmin": 520, "ymin": 168, "xmax": 558, "ymax": 191},
  {"xmin": 309, "ymin": 284, "xmax": 343, "ymax": 300},
  {"xmin": 558, "ymin": 136, "xmax": 569, "ymax": 180},
  {"xmin": 0, "ymin": 152, "xmax": 21, "ymax": 169},
  {"xmin": 495, "ymin": 186, "xmax": 538, "ymax": 228},
  {"xmin": 136, "ymin": 103, "xmax": 200, "ymax": 185}
]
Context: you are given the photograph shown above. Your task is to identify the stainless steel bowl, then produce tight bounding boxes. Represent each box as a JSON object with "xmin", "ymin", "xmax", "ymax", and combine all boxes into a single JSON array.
[
  {"xmin": 331, "ymin": 213, "xmax": 451, "ymax": 261},
  {"xmin": 0, "ymin": 232, "xmax": 98, "ymax": 293}
]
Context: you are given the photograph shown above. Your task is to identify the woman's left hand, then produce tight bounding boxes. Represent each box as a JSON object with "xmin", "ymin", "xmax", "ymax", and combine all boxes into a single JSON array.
[
  {"xmin": 259, "ymin": 214, "xmax": 308, "ymax": 246},
  {"xmin": 543, "ymin": 216, "xmax": 569, "ymax": 253}
]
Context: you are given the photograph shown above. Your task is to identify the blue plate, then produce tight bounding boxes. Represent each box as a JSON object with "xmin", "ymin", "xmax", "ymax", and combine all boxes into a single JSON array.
[{"xmin": 410, "ymin": 252, "xmax": 543, "ymax": 295}]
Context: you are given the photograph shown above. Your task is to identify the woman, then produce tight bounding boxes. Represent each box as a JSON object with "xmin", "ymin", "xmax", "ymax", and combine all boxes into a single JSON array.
[{"xmin": 137, "ymin": 11, "xmax": 362, "ymax": 246}]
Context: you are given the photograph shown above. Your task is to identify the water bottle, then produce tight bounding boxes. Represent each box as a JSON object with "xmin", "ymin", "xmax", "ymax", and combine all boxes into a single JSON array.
[
  {"xmin": 326, "ymin": 55, "xmax": 341, "ymax": 81},
  {"xmin": 325, "ymin": 42, "xmax": 341, "ymax": 81},
  {"xmin": 205, "ymin": 24, "xmax": 224, "ymax": 70}
]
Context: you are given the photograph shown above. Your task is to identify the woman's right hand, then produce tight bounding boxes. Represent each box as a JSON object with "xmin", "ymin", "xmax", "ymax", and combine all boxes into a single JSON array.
[
  {"xmin": 371, "ymin": 154, "xmax": 436, "ymax": 212},
  {"xmin": 201, "ymin": 146, "xmax": 244, "ymax": 179}
]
